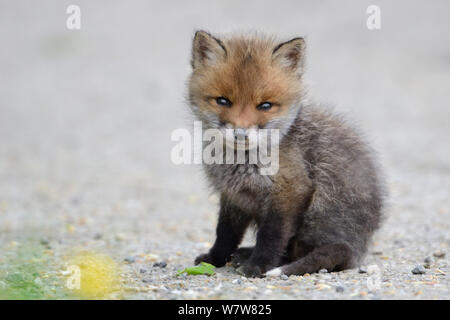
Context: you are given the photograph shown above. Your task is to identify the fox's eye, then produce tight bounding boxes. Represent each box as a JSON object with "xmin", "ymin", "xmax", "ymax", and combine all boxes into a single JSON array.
[
  {"xmin": 216, "ymin": 97, "xmax": 232, "ymax": 107},
  {"xmin": 257, "ymin": 102, "xmax": 272, "ymax": 111}
]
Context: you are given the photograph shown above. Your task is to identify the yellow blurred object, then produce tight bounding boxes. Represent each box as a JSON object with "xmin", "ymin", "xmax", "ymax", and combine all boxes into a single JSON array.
[
  {"xmin": 9, "ymin": 241, "xmax": 20, "ymax": 248},
  {"xmin": 66, "ymin": 224, "xmax": 75, "ymax": 233},
  {"xmin": 65, "ymin": 251, "xmax": 121, "ymax": 299}
]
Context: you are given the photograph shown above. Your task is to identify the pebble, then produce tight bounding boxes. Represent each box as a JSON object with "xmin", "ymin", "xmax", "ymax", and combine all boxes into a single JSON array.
[
  {"xmin": 139, "ymin": 268, "xmax": 147, "ymax": 274},
  {"xmin": 367, "ymin": 265, "xmax": 380, "ymax": 274},
  {"xmin": 115, "ymin": 233, "xmax": 127, "ymax": 241},
  {"xmin": 153, "ymin": 261, "xmax": 167, "ymax": 268},
  {"xmin": 280, "ymin": 275, "xmax": 289, "ymax": 280},
  {"xmin": 232, "ymin": 279, "xmax": 241, "ymax": 285},
  {"xmin": 424, "ymin": 257, "xmax": 432, "ymax": 269},
  {"xmin": 318, "ymin": 269, "xmax": 328, "ymax": 274},
  {"xmin": 336, "ymin": 286, "xmax": 345, "ymax": 293},
  {"xmin": 358, "ymin": 266, "xmax": 368, "ymax": 274},
  {"xmin": 411, "ymin": 265, "xmax": 426, "ymax": 275},
  {"xmin": 39, "ymin": 238, "xmax": 51, "ymax": 249},
  {"xmin": 244, "ymin": 286, "xmax": 257, "ymax": 291},
  {"xmin": 93, "ymin": 233, "xmax": 102, "ymax": 240},
  {"xmin": 185, "ymin": 290, "xmax": 198, "ymax": 298},
  {"xmin": 433, "ymin": 251, "xmax": 446, "ymax": 258},
  {"xmin": 124, "ymin": 256, "xmax": 136, "ymax": 263},
  {"xmin": 316, "ymin": 283, "xmax": 331, "ymax": 290}
]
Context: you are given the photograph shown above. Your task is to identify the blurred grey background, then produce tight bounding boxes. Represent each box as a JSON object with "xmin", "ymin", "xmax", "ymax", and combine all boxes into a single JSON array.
[{"xmin": 0, "ymin": 0, "xmax": 448, "ymax": 299}]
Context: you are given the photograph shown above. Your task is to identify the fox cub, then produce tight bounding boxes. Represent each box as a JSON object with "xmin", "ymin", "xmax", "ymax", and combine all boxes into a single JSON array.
[{"xmin": 188, "ymin": 31, "xmax": 385, "ymax": 277}]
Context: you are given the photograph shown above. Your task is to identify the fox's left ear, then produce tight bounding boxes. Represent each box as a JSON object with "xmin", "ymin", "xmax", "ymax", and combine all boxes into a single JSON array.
[
  {"xmin": 272, "ymin": 37, "xmax": 305, "ymax": 73},
  {"xmin": 191, "ymin": 30, "xmax": 227, "ymax": 69}
]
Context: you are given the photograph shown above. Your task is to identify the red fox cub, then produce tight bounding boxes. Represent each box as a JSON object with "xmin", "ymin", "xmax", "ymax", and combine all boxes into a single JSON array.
[{"xmin": 188, "ymin": 31, "xmax": 385, "ymax": 277}]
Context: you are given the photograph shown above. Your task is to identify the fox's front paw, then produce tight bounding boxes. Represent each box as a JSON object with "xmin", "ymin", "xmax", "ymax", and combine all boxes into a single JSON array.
[
  {"xmin": 236, "ymin": 263, "xmax": 264, "ymax": 278},
  {"xmin": 230, "ymin": 247, "xmax": 253, "ymax": 268},
  {"xmin": 194, "ymin": 253, "xmax": 226, "ymax": 267}
]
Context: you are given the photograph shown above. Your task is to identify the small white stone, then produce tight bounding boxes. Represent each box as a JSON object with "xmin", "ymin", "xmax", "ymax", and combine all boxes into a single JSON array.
[
  {"xmin": 265, "ymin": 267, "xmax": 282, "ymax": 277},
  {"xmin": 367, "ymin": 265, "xmax": 380, "ymax": 275}
]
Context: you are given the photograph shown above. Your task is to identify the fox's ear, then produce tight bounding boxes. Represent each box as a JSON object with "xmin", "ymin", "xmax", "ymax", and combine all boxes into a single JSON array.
[
  {"xmin": 192, "ymin": 30, "xmax": 227, "ymax": 69},
  {"xmin": 272, "ymin": 37, "xmax": 305, "ymax": 72}
]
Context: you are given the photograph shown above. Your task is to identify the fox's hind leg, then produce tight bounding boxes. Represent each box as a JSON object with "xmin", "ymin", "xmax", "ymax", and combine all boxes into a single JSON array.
[{"xmin": 266, "ymin": 243, "xmax": 353, "ymax": 276}]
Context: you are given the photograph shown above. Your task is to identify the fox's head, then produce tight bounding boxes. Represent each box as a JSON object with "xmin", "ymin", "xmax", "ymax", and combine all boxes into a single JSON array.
[{"xmin": 188, "ymin": 31, "xmax": 306, "ymax": 145}]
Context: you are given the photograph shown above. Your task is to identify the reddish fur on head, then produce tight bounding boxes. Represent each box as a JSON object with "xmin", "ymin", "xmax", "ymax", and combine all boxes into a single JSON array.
[{"xmin": 188, "ymin": 31, "xmax": 306, "ymax": 135}]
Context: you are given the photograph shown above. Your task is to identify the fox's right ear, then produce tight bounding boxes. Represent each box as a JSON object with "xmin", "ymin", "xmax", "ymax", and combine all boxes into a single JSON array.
[
  {"xmin": 191, "ymin": 30, "xmax": 227, "ymax": 69},
  {"xmin": 272, "ymin": 37, "xmax": 305, "ymax": 73}
]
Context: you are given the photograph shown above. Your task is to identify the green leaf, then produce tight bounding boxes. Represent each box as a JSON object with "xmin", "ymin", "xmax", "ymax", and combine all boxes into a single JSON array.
[{"xmin": 176, "ymin": 262, "xmax": 216, "ymax": 276}]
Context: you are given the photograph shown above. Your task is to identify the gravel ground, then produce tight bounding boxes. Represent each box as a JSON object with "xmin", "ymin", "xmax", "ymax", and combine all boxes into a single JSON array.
[{"xmin": 0, "ymin": 1, "xmax": 449, "ymax": 299}]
